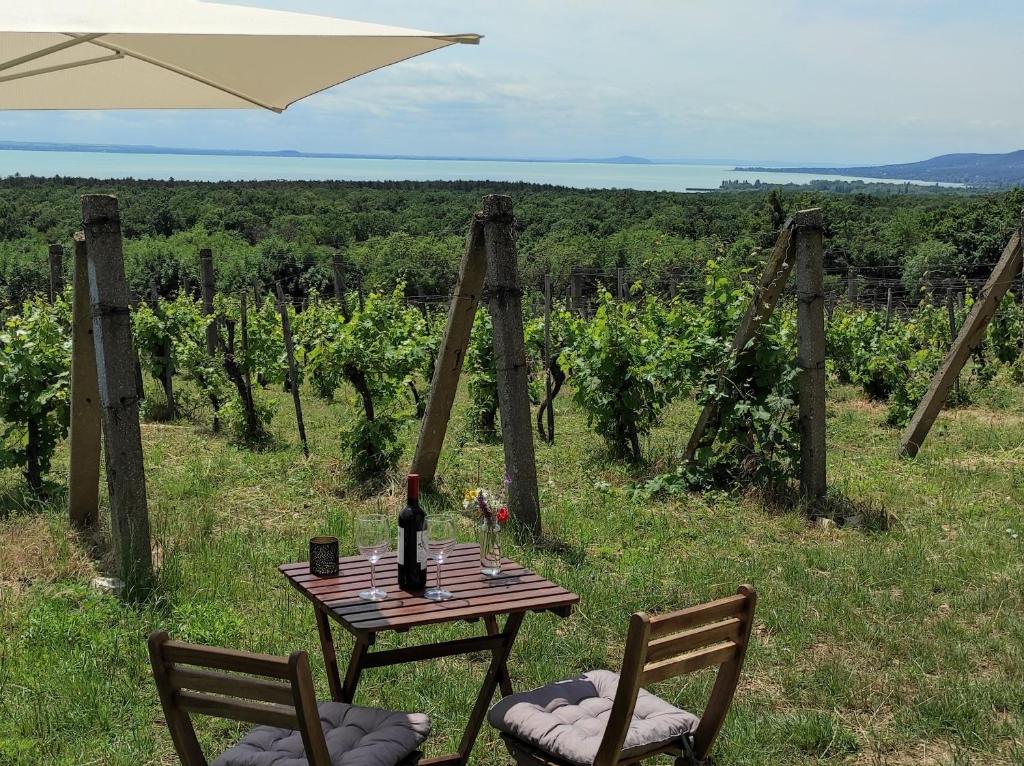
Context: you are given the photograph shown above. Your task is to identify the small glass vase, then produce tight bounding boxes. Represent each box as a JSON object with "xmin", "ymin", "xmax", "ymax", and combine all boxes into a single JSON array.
[{"xmin": 479, "ymin": 519, "xmax": 502, "ymax": 577}]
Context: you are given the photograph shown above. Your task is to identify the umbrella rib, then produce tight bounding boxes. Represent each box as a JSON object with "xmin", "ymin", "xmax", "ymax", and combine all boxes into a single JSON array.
[
  {"xmin": 0, "ymin": 52, "xmax": 124, "ymax": 85},
  {"xmin": 0, "ymin": 33, "xmax": 105, "ymax": 73},
  {"xmin": 63, "ymin": 33, "xmax": 282, "ymax": 113}
]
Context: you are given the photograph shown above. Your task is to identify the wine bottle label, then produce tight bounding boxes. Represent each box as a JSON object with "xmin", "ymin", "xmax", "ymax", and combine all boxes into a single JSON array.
[
  {"xmin": 397, "ymin": 527, "xmax": 405, "ymax": 565},
  {"xmin": 416, "ymin": 531, "xmax": 428, "ymax": 568}
]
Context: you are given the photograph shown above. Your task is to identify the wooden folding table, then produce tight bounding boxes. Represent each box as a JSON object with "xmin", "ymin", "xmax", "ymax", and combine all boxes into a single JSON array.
[{"xmin": 280, "ymin": 542, "xmax": 579, "ymax": 766}]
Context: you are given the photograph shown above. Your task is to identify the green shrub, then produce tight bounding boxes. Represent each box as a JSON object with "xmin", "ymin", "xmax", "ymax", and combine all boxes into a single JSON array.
[
  {"xmin": 563, "ymin": 290, "xmax": 677, "ymax": 462},
  {"xmin": 0, "ymin": 295, "xmax": 71, "ymax": 491}
]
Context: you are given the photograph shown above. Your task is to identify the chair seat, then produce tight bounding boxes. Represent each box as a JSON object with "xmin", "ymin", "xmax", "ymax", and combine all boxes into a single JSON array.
[
  {"xmin": 212, "ymin": 701, "xmax": 430, "ymax": 766},
  {"xmin": 488, "ymin": 669, "xmax": 699, "ymax": 766}
]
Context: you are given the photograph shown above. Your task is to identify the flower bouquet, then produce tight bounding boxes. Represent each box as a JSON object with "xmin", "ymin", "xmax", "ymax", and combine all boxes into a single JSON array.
[{"xmin": 464, "ymin": 479, "xmax": 510, "ymax": 576}]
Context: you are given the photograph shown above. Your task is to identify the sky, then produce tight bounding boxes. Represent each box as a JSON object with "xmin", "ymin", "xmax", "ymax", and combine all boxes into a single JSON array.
[{"xmin": 1, "ymin": 0, "xmax": 1023, "ymax": 165}]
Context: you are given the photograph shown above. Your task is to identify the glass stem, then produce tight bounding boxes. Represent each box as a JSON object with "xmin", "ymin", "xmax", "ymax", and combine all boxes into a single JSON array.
[
  {"xmin": 370, "ymin": 559, "xmax": 376, "ymax": 593},
  {"xmin": 436, "ymin": 558, "xmax": 442, "ymax": 590}
]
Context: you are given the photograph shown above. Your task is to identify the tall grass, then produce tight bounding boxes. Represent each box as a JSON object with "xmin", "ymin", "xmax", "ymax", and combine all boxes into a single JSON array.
[{"xmin": 1, "ymin": 378, "xmax": 1022, "ymax": 765}]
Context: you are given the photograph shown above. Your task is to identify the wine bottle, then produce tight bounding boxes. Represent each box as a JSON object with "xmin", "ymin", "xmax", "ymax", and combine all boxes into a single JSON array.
[{"xmin": 397, "ymin": 473, "xmax": 427, "ymax": 591}]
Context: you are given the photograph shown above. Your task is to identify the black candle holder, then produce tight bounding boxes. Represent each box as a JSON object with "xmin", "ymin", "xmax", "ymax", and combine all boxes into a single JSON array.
[{"xmin": 309, "ymin": 536, "xmax": 339, "ymax": 577}]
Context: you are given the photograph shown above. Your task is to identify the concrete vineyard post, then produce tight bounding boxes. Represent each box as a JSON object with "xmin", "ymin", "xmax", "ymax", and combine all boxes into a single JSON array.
[
  {"xmin": 481, "ymin": 195, "xmax": 541, "ymax": 539},
  {"xmin": 793, "ymin": 209, "xmax": 827, "ymax": 501},
  {"xmin": 81, "ymin": 195, "xmax": 153, "ymax": 587}
]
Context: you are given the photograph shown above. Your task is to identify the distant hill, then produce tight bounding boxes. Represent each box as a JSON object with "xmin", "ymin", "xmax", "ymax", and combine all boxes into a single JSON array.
[
  {"xmin": 737, "ymin": 150, "xmax": 1024, "ymax": 187},
  {"xmin": 564, "ymin": 155, "xmax": 653, "ymax": 165}
]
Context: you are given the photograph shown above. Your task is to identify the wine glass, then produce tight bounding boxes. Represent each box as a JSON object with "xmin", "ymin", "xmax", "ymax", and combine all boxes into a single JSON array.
[
  {"xmin": 424, "ymin": 515, "xmax": 457, "ymax": 601},
  {"xmin": 355, "ymin": 514, "xmax": 390, "ymax": 602}
]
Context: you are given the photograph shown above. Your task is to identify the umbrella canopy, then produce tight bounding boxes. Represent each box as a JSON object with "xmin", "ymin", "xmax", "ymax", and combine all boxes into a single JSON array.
[{"xmin": 0, "ymin": 0, "xmax": 479, "ymax": 112}]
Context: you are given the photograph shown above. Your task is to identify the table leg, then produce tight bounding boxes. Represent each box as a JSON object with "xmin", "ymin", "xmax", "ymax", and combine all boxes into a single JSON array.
[
  {"xmin": 314, "ymin": 606, "xmax": 343, "ymax": 702},
  {"xmin": 457, "ymin": 612, "xmax": 524, "ymax": 761},
  {"xmin": 484, "ymin": 615, "xmax": 514, "ymax": 697},
  {"xmin": 342, "ymin": 632, "xmax": 373, "ymax": 704}
]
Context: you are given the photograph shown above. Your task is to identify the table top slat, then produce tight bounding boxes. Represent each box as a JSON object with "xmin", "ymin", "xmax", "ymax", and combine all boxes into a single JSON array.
[
  {"xmin": 280, "ymin": 544, "xmax": 578, "ymax": 635},
  {"xmin": 330, "ymin": 578, "xmax": 559, "ymax": 619},
  {"xmin": 352, "ymin": 591, "xmax": 578, "ymax": 631},
  {"xmin": 301, "ymin": 559, "xmax": 524, "ymax": 596},
  {"xmin": 319, "ymin": 568, "xmax": 539, "ymax": 608}
]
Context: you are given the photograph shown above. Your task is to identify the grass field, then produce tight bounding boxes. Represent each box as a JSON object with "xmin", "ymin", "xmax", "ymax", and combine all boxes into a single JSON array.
[{"xmin": 2, "ymin": 375, "xmax": 1023, "ymax": 766}]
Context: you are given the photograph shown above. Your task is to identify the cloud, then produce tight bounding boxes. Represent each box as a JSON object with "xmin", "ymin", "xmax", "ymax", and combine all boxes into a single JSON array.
[{"xmin": 4, "ymin": 0, "xmax": 1024, "ymax": 163}]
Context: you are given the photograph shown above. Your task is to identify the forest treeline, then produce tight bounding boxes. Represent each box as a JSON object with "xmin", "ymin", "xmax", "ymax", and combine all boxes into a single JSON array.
[{"xmin": 1, "ymin": 175, "xmax": 1022, "ymax": 302}]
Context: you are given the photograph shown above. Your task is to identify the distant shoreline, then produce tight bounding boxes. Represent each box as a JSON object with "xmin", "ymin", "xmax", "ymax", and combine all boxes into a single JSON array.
[
  {"xmin": 0, "ymin": 140, "xmax": 665, "ymax": 166},
  {"xmin": 0, "ymin": 140, "xmax": 820, "ymax": 169},
  {"xmin": 737, "ymin": 148, "xmax": 1024, "ymax": 188},
  {"xmin": 0, "ymin": 146, "xmax": 967, "ymax": 193}
]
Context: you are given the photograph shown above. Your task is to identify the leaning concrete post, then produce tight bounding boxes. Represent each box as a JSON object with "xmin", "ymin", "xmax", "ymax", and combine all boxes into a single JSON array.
[
  {"xmin": 482, "ymin": 195, "xmax": 541, "ymax": 538},
  {"xmin": 82, "ymin": 195, "xmax": 153, "ymax": 587},
  {"xmin": 684, "ymin": 220, "xmax": 796, "ymax": 463},
  {"xmin": 793, "ymin": 209, "xmax": 827, "ymax": 501},
  {"xmin": 411, "ymin": 218, "xmax": 487, "ymax": 483},
  {"xmin": 67, "ymin": 233, "xmax": 101, "ymax": 531},
  {"xmin": 900, "ymin": 220, "xmax": 1024, "ymax": 457}
]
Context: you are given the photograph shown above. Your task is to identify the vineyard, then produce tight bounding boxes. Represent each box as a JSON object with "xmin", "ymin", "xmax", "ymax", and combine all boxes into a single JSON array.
[
  {"xmin": 3, "ymin": 263, "xmax": 1023, "ymax": 498},
  {"xmin": 2, "ymin": 186, "xmax": 1024, "ymax": 766}
]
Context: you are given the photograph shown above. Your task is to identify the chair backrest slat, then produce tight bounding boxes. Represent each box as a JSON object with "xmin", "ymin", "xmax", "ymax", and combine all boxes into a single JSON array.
[
  {"xmin": 592, "ymin": 585, "xmax": 757, "ymax": 766},
  {"xmin": 149, "ymin": 631, "xmax": 332, "ymax": 766},
  {"xmin": 645, "ymin": 616, "xmax": 742, "ymax": 664},
  {"xmin": 176, "ymin": 690, "xmax": 300, "ymax": 729},
  {"xmin": 641, "ymin": 641, "xmax": 738, "ymax": 685},
  {"xmin": 647, "ymin": 593, "xmax": 748, "ymax": 639},
  {"xmin": 168, "ymin": 667, "xmax": 295, "ymax": 706},
  {"xmin": 161, "ymin": 639, "xmax": 292, "ymax": 679}
]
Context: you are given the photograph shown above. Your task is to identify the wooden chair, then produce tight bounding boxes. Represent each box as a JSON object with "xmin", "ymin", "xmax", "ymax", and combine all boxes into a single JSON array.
[
  {"xmin": 488, "ymin": 585, "xmax": 756, "ymax": 766},
  {"xmin": 148, "ymin": 631, "xmax": 428, "ymax": 766}
]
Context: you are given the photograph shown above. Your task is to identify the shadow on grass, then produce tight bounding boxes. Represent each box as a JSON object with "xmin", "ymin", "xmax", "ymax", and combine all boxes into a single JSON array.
[
  {"xmin": 229, "ymin": 430, "xmax": 286, "ymax": 454},
  {"xmin": 528, "ymin": 531, "xmax": 587, "ymax": 568},
  {"xmin": 751, "ymin": 484, "xmax": 895, "ymax": 533}
]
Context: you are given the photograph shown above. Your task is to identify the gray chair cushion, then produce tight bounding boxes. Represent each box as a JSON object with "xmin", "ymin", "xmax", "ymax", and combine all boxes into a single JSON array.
[
  {"xmin": 212, "ymin": 701, "xmax": 430, "ymax": 766},
  {"xmin": 488, "ymin": 669, "xmax": 699, "ymax": 765}
]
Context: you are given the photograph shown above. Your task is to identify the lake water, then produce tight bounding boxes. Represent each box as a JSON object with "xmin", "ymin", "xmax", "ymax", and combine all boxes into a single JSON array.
[{"xmin": 0, "ymin": 149, "xmax": 949, "ymax": 192}]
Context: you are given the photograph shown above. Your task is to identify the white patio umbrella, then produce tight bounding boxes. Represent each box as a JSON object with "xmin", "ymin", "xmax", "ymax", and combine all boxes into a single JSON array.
[{"xmin": 0, "ymin": 0, "xmax": 480, "ymax": 112}]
